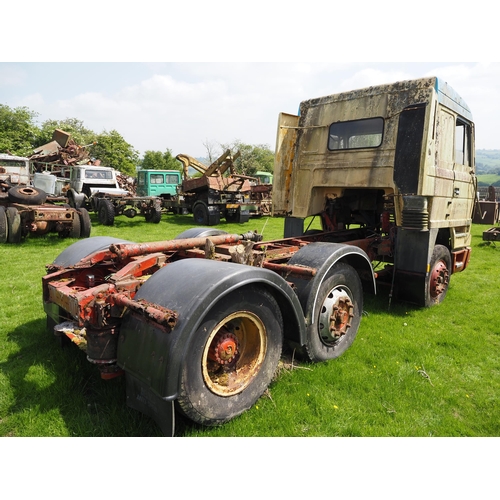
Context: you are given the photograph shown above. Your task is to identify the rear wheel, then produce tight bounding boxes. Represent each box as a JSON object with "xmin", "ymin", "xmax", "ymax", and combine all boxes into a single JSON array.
[
  {"xmin": 145, "ymin": 204, "xmax": 162, "ymax": 223},
  {"xmin": 79, "ymin": 208, "xmax": 92, "ymax": 238},
  {"xmin": 66, "ymin": 211, "xmax": 81, "ymax": 238},
  {"xmin": 305, "ymin": 263, "xmax": 363, "ymax": 362},
  {"xmin": 98, "ymin": 199, "xmax": 115, "ymax": 226},
  {"xmin": 193, "ymin": 201, "xmax": 209, "ymax": 225},
  {"xmin": 0, "ymin": 207, "xmax": 7, "ymax": 243},
  {"xmin": 424, "ymin": 245, "xmax": 451, "ymax": 307},
  {"xmin": 8, "ymin": 186, "xmax": 47, "ymax": 205},
  {"xmin": 6, "ymin": 207, "xmax": 22, "ymax": 243},
  {"xmin": 176, "ymin": 286, "xmax": 283, "ymax": 426}
]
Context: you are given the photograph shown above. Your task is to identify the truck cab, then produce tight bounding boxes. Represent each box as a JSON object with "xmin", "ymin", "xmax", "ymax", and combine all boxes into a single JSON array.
[
  {"xmin": 273, "ymin": 76, "xmax": 476, "ymax": 306},
  {"xmin": 253, "ymin": 171, "xmax": 273, "ymax": 185},
  {"xmin": 70, "ymin": 164, "xmax": 128, "ymax": 197},
  {"xmin": 0, "ymin": 153, "xmax": 31, "ymax": 187},
  {"xmin": 136, "ymin": 169, "xmax": 182, "ymax": 199}
]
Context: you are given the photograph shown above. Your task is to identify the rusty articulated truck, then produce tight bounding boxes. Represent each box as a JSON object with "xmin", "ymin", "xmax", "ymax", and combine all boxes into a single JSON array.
[{"xmin": 42, "ymin": 77, "xmax": 476, "ymax": 435}]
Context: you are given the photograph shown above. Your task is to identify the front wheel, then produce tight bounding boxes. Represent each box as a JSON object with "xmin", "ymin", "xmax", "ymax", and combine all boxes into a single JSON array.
[
  {"xmin": 98, "ymin": 199, "xmax": 115, "ymax": 226},
  {"xmin": 424, "ymin": 245, "xmax": 451, "ymax": 307},
  {"xmin": 305, "ymin": 263, "xmax": 363, "ymax": 362},
  {"xmin": 177, "ymin": 286, "xmax": 283, "ymax": 427}
]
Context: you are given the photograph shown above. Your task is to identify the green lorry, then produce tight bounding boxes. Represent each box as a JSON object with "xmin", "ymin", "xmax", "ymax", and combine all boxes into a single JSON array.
[{"xmin": 136, "ymin": 169, "xmax": 181, "ymax": 200}]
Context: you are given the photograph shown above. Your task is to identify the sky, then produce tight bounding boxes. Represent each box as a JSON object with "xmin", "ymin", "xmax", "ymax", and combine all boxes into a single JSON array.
[{"xmin": 1, "ymin": 61, "xmax": 499, "ymax": 159}]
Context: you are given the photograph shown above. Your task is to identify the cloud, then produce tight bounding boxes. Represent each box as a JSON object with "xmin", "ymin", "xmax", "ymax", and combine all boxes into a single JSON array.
[
  {"xmin": 18, "ymin": 93, "xmax": 46, "ymax": 109},
  {"xmin": 0, "ymin": 65, "xmax": 25, "ymax": 87}
]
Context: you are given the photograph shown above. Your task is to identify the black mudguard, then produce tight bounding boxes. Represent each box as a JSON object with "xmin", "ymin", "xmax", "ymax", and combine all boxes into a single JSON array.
[
  {"xmin": 51, "ymin": 236, "xmax": 134, "ymax": 267},
  {"xmin": 287, "ymin": 242, "xmax": 376, "ymax": 330},
  {"xmin": 117, "ymin": 259, "xmax": 305, "ymax": 402}
]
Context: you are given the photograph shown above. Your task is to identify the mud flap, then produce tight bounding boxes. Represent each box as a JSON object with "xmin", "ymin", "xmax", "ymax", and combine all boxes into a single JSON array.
[
  {"xmin": 394, "ymin": 272, "xmax": 426, "ymax": 307},
  {"xmin": 239, "ymin": 209, "xmax": 250, "ymax": 223},
  {"xmin": 208, "ymin": 206, "xmax": 220, "ymax": 225},
  {"xmin": 125, "ymin": 373, "xmax": 175, "ymax": 437}
]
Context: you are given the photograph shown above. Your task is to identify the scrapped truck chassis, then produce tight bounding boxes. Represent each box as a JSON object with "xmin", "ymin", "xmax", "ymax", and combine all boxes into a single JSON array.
[
  {"xmin": 0, "ymin": 197, "xmax": 90, "ymax": 243},
  {"xmin": 88, "ymin": 192, "xmax": 162, "ymax": 226},
  {"xmin": 42, "ymin": 218, "xmax": 470, "ymax": 431},
  {"xmin": 43, "ymin": 225, "xmax": 380, "ymax": 433}
]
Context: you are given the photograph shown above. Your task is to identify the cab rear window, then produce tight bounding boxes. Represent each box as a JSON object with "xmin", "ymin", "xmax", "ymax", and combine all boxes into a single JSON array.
[{"xmin": 328, "ymin": 117, "xmax": 384, "ymax": 150}]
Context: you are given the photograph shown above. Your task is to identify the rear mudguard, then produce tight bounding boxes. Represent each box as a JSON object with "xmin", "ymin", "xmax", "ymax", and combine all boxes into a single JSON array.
[
  {"xmin": 117, "ymin": 259, "xmax": 305, "ymax": 401},
  {"xmin": 287, "ymin": 242, "xmax": 376, "ymax": 325},
  {"xmin": 51, "ymin": 236, "xmax": 134, "ymax": 267}
]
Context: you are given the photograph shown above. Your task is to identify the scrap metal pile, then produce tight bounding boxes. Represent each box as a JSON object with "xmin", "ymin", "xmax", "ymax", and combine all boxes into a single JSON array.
[
  {"xmin": 30, "ymin": 129, "xmax": 91, "ymax": 174},
  {"xmin": 30, "ymin": 129, "xmax": 134, "ymax": 193},
  {"xmin": 116, "ymin": 173, "xmax": 137, "ymax": 196}
]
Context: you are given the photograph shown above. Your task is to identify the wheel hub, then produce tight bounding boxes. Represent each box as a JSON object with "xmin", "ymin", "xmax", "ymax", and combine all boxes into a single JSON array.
[
  {"xmin": 208, "ymin": 328, "xmax": 239, "ymax": 365},
  {"xmin": 318, "ymin": 289, "xmax": 354, "ymax": 343},
  {"xmin": 18, "ymin": 187, "xmax": 37, "ymax": 196},
  {"xmin": 430, "ymin": 260, "xmax": 449, "ymax": 298},
  {"xmin": 202, "ymin": 312, "xmax": 266, "ymax": 397}
]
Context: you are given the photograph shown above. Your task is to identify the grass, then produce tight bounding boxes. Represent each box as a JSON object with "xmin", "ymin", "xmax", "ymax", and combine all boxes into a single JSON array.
[{"xmin": 0, "ymin": 213, "xmax": 499, "ymax": 437}]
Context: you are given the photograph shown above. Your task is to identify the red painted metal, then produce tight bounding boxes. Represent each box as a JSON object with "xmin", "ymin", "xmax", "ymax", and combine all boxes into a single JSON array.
[
  {"xmin": 208, "ymin": 330, "xmax": 239, "ymax": 365},
  {"xmin": 429, "ymin": 260, "xmax": 449, "ymax": 299},
  {"xmin": 112, "ymin": 293, "xmax": 178, "ymax": 332}
]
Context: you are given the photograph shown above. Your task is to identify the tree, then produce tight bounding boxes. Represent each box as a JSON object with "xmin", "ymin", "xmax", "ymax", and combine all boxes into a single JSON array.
[
  {"xmin": 202, "ymin": 139, "xmax": 220, "ymax": 164},
  {"xmin": 0, "ymin": 104, "xmax": 39, "ymax": 156},
  {"xmin": 35, "ymin": 118, "xmax": 97, "ymax": 150},
  {"xmin": 218, "ymin": 140, "xmax": 274, "ymax": 176},
  {"xmin": 89, "ymin": 130, "xmax": 139, "ymax": 176},
  {"xmin": 140, "ymin": 149, "xmax": 180, "ymax": 171}
]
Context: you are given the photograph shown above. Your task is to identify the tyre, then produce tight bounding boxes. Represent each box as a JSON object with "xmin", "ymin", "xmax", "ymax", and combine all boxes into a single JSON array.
[
  {"xmin": 6, "ymin": 207, "xmax": 22, "ymax": 243},
  {"xmin": 174, "ymin": 227, "xmax": 228, "ymax": 239},
  {"xmin": 176, "ymin": 286, "xmax": 283, "ymax": 426},
  {"xmin": 193, "ymin": 201, "xmax": 209, "ymax": 225},
  {"xmin": 424, "ymin": 244, "xmax": 451, "ymax": 307},
  {"xmin": 98, "ymin": 199, "xmax": 115, "ymax": 226},
  {"xmin": 145, "ymin": 205, "xmax": 162, "ymax": 223},
  {"xmin": 67, "ymin": 211, "xmax": 81, "ymax": 238},
  {"xmin": 305, "ymin": 263, "xmax": 363, "ymax": 362},
  {"xmin": 0, "ymin": 206, "xmax": 7, "ymax": 243},
  {"xmin": 225, "ymin": 210, "xmax": 238, "ymax": 223},
  {"xmin": 79, "ymin": 208, "xmax": 92, "ymax": 238},
  {"xmin": 8, "ymin": 186, "xmax": 47, "ymax": 205}
]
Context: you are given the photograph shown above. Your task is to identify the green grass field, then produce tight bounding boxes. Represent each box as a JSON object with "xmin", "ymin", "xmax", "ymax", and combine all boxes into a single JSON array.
[{"xmin": 0, "ymin": 213, "xmax": 499, "ymax": 437}]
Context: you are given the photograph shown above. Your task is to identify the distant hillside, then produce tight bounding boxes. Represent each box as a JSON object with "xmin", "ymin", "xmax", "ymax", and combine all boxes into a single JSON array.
[
  {"xmin": 476, "ymin": 150, "xmax": 500, "ymax": 186},
  {"xmin": 476, "ymin": 149, "xmax": 500, "ymax": 173}
]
